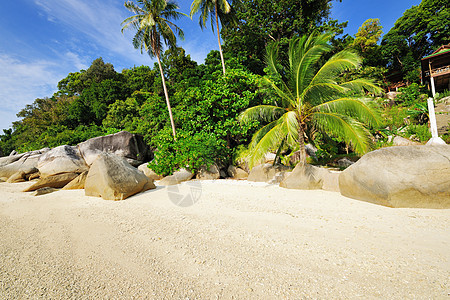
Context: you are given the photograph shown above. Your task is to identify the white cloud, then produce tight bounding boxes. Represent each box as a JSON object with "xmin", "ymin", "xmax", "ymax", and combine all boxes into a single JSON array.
[
  {"xmin": 0, "ymin": 54, "xmax": 64, "ymax": 131},
  {"xmin": 34, "ymin": 0, "xmax": 151, "ymax": 67},
  {"xmin": 65, "ymin": 51, "xmax": 89, "ymax": 70}
]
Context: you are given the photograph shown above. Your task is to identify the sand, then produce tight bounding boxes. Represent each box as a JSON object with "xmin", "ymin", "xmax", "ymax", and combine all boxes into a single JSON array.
[{"xmin": 0, "ymin": 180, "xmax": 449, "ymax": 299}]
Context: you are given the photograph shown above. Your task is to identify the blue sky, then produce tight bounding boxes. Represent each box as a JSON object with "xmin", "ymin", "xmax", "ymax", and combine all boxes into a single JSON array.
[{"xmin": 0, "ymin": 0, "xmax": 421, "ymax": 133}]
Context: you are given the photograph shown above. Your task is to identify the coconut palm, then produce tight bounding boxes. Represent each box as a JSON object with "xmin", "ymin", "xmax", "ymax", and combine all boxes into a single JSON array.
[
  {"xmin": 190, "ymin": 0, "xmax": 237, "ymax": 75},
  {"xmin": 121, "ymin": 0, "xmax": 185, "ymax": 140},
  {"xmin": 240, "ymin": 32, "xmax": 382, "ymax": 168}
]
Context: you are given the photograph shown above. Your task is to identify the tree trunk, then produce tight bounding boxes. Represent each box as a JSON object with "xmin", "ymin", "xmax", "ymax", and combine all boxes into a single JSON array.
[
  {"xmin": 298, "ymin": 126, "xmax": 307, "ymax": 165},
  {"xmin": 215, "ymin": 2, "xmax": 226, "ymax": 76},
  {"xmin": 156, "ymin": 53, "xmax": 177, "ymax": 141}
]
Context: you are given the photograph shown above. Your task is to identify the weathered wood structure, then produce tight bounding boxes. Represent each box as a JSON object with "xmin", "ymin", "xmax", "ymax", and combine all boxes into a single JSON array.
[{"xmin": 421, "ymin": 44, "xmax": 450, "ymax": 96}]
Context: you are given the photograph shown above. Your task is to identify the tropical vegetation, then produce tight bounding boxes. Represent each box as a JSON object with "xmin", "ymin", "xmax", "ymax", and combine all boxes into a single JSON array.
[
  {"xmin": 0, "ymin": 0, "xmax": 448, "ymax": 171},
  {"xmin": 240, "ymin": 32, "xmax": 382, "ymax": 168}
]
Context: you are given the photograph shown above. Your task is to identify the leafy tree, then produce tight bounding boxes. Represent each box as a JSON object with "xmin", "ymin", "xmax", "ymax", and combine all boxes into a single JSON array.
[
  {"xmin": 352, "ymin": 18, "xmax": 382, "ymax": 53},
  {"xmin": 221, "ymin": 0, "xmax": 345, "ymax": 74},
  {"xmin": 57, "ymin": 58, "xmax": 117, "ymax": 96},
  {"xmin": 240, "ymin": 32, "xmax": 382, "ymax": 167},
  {"xmin": 161, "ymin": 46, "xmax": 198, "ymax": 86},
  {"xmin": 122, "ymin": 0, "xmax": 186, "ymax": 140},
  {"xmin": 381, "ymin": 0, "xmax": 450, "ymax": 82},
  {"xmin": 190, "ymin": 0, "xmax": 238, "ymax": 75}
]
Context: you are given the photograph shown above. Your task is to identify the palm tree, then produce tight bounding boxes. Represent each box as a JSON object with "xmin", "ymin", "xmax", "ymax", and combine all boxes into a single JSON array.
[
  {"xmin": 121, "ymin": 0, "xmax": 185, "ymax": 140},
  {"xmin": 240, "ymin": 32, "xmax": 382, "ymax": 168},
  {"xmin": 190, "ymin": 0, "xmax": 236, "ymax": 75}
]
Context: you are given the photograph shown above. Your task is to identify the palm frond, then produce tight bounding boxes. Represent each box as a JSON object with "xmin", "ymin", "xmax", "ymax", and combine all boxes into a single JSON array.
[
  {"xmin": 313, "ymin": 97, "xmax": 381, "ymax": 127},
  {"xmin": 239, "ymin": 105, "xmax": 287, "ymax": 123},
  {"xmin": 311, "ymin": 112, "xmax": 374, "ymax": 155},
  {"xmin": 248, "ymin": 121, "xmax": 286, "ymax": 168},
  {"xmin": 309, "ymin": 50, "xmax": 361, "ymax": 87},
  {"xmin": 339, "ymin": 78, "xmax": 383, "ymax": 95}
]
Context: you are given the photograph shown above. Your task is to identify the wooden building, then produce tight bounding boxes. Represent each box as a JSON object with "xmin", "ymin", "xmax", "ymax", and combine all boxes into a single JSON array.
[{"xmin": 421, "ymin": 44, "xmax": 450, "ymax": 96}]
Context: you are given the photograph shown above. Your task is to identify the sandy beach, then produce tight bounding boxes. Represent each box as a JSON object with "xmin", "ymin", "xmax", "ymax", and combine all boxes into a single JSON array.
[{"xmin": 0, "ymin": 180, "xmax": 449, "ymax": 299}]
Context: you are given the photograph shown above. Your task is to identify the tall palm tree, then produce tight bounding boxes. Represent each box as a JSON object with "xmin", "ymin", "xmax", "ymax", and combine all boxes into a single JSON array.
[
  {"xmin": 240, "ymin": 32, "xmax": 382, "ymax": 168},
  {"xmin": 122, "ymin": 0, "xmax": 185, "ymax": 140},
  {"xmin": 190, "ymin": 0, "xmax": 236, "ymax": 75}
]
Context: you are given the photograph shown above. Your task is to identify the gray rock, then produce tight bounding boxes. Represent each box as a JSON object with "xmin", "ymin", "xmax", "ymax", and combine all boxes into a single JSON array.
[
  {"xmin": 23, "ymin": 173, "xmax": 79, "ymax": 192},
  {"xmin": 84, "ymin": 153, "xmax": 155, "ymax": 200},
  {"xmin": 32, "ymin": 187, "xmax": 58, "ymax": 196},
  {"xmin": 280, "ymin": 164, "xmax": 329, "ymax": 190},
  {"xmin": 196, "ymin": 164, "xmax": 220, "ymax": 180},
  {"xmin": 248, "ymin": 163, "xmax": 291, "ymax": 183},
  {"xmin": 137, "ymin": 163, "xmax": 163, "ymax": 180},
  {"xmin": 62, "ymin": 171, "xmax": 88, "ymax": 190},
  {"xmin": 337, "ymin": 158, "xmax": 354, "ymax": 168},
  {"xmin": 227, "ymin": 165, "xmax": 248, "ymax": 180},
  {"xmin": 339, "ymin": 145, "xmax": 450, "ymax": 208},
  {"xmin": 159, "ymin": 168, "xmax": 194, "ymax": 186},
  {"xmin": 0, "ymin": 154, "xmax": 41, "ymax": 179},
  {"xmin": 37, "ymin": 145, "xmax": 88, "ymax": 178},
  {"xmin": 435, "ymin": 96, "xmax": 450, "ymax": 135},
  {"xmin": 7, "ymin": 171, "xmax": 27, "ymax": 183},
  {"xmin": 78, "ymin": 131, "xmax": 150, "ymax": 167},
  {"xmin": 393, "ymin": 136, "xmax": 421, "ymax": 146},
  {"xmin": 9, "ymin": 150, "xmax": 18, "ymax": 156}
]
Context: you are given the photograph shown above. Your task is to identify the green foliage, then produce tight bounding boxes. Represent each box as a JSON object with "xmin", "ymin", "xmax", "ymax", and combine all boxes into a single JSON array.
[
  {"xmin": 240, "ymin": 32, "xmax": 383, "ymax": 168},
  {"xmin": 148, "ymin": 129, "xmax": 227, "ymax": 176},
  {"xmin": 381, "ymin": 0, "xmax": 450, "ymax": 82},
  {"xmin": 404, "ymin": 124, "xmax": 431, "ymax": 142},
  {"xmin": 352, "ymin": 19, "xmax": 382, "ymax": 53},
  {"xmin": 395, "ymin": 83, "xmax": 427, "ymax": 106},
  {"xmin": 221, "ymin": 0, "xmax": 346, "ymax": 74}
]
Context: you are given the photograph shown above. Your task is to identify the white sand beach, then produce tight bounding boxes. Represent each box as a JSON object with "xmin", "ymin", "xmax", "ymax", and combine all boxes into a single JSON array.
[{"xmin": 0, "ymin": 180, "xmax": 449, "ymax": 299}]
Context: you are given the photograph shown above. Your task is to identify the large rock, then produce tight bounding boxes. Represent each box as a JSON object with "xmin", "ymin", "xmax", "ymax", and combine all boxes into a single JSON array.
[
  {"xmin": 159, "ymin": 168, "xmax": 194, "ymax": 186},
  {"xmin": 137, "ymin": 163, "xmax": 163, "ymax": 180},
  {"xmin": 227, "ymin": 165, "xmax": 248, "ymax": 180},
  {"xmin": 23, "ymin": 172, "xmax": 79, "ymax": 192},
  {"xmin": 196, "ymin": 164, "xmax": 220, "ymax": 180},
  {"xmin": 435, "ymin": 96, "xmax": 450, "ymax": 135},
  {"xmin": 62, "ymin": 171, "xmax": 88, "ymax": 190},
  {"xmin": 392, "ymin": 136, "xmax": 420, "ymax": 146},
  {"xmin": 339, "ymin": 145, "xmax": 450, "ymax": 208},
  {"xmin": 78, "ymin": 131, "xmax": 150, "ymax": 167},
  {"xmin": 37, "ymin": 145, "xmax": 88, "ymax": 178},
  {"xmin": 84, "ymin": 153, "xmax": 155, "ymax": 200},
  {"xmin": 280, "ymin": 163, "xmax": 339, "ymax": 191},
  {"xmin": 0, "ymin": 153, "xmax": 42, "ymax": 179},
  {"xmin": 7, "ymin": 168, "xmax": 38, "ymax": 183},
  {"xmin": 248, "ymin": 163, "xmax": 291, "ymax": 183}
]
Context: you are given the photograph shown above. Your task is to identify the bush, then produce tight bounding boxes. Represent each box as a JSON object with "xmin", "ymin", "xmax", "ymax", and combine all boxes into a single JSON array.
[
  {"xmin": 148, "ymin": 129, "xmax": 228, "ymax": 176},
  {"xmin": 404, "ymin": 124, "xmax": 431, "ymax": 142},
  {"xmin": 396, "ymin": 83, "xmax": 428, "ymax": 106}
]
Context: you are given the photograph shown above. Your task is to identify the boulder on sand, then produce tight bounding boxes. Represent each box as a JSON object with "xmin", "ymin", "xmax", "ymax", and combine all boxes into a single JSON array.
[
  {"xmin": 84, "ymin": 153, "xmax": 155, "ymax": 200},
  {"xmin": 62, "ymin": 171, "xmax": 88, "ymax": 190},
  {"xmin": 247, "ymin": 163, "xmax": 291, "ymax": 183},
  {"xmin": 23, "ymin": 173, "xmax": 79, "ymax": 192},
  {"xmin": 159, "ymin": 168, "xmax": 194, "ymax": 186},
  {"xmin": 37, "ymin": 145, "xmax": 88, "ymax": 178},
  {"xmin": 137, "ymin": 163, "xmax": 163, "ymax": 181},
  {"xmin": 78, "ymin": 131, "xmax": 150, "ymax": 167},
  {"xmin": 0, "ymin": 149, "xmax": 48, "ymax": 180},
  {"xmin": 339, "ymin": 145, "xmax": 450, "ymax": 208},
  {"xmin": 280, "ymin": 163, "xmax": 339, "ymax": 192},
  {"xmin": 227, "ymin": 165, "xmax": 248, "ymax": 180},
  {"xmin": 196, "ymin": 164, "xmax": 220, "ymax": 180}
]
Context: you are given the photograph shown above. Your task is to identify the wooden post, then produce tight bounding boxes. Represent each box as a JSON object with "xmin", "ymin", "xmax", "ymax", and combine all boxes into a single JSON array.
[
  {"xmin": 428, "ymin": 60, "xmax": 436, "ymax": 97},
  {"xmin": 426, "ymin": 97, "xmax": 446, "ymax": 145}
]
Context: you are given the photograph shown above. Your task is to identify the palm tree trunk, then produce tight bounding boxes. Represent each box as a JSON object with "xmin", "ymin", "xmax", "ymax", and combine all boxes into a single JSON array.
[
  {"xmin": 215, "ymin": 2, "xmax": 226, "ymax": 76},
  {"xmin": 156, "ymin": 53, "xmax": 177, "ymax": 141},
  {"xmin": 298, "ymin": 126, "xmax": 307, "ymax": 165}
]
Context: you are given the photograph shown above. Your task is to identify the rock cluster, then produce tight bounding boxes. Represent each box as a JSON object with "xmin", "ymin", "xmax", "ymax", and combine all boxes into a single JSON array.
[{"xmin": 0, "ymin": 131, "xmax": 155, "ymax": 200}]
